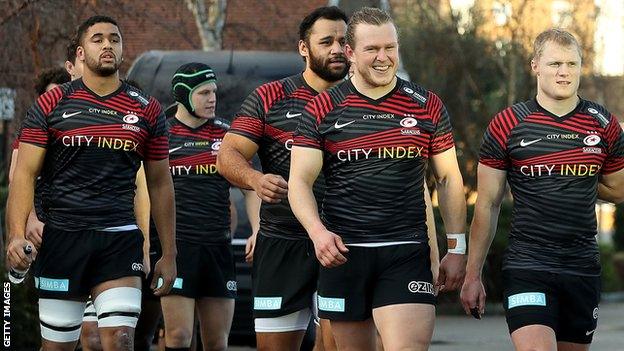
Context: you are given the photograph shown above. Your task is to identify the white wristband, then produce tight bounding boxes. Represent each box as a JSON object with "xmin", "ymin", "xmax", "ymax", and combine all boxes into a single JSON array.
[{"xmin": 446, "ymin": 233, "xmax": 466, "ymax": 254}]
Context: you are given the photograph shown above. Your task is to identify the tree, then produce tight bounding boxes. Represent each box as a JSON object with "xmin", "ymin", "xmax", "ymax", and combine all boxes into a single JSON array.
[{"xmin": 186, "ymin": 0, "xmax": 227, "ymax": 51}]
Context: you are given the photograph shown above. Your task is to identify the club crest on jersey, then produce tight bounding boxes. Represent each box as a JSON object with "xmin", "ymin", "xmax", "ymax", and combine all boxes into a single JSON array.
[
  {"xmin": 123, "ymin": 114, "xmax": 139, "ymax": 124},
  {"xmin": 211, "ymin": 141, "xmax": 222, "ymax": 151},
  {"xmin": 400, "ymin": 117, "xmax": 418, "ymax": 128},
  {"xmin": 583, "ymin": 134, "xmax": 601, "ymax": 146}
]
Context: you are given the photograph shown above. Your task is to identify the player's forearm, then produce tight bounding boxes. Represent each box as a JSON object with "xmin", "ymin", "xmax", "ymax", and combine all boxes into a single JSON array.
[
  {"xmin": 217, "ymin": 147, "xmax": 263, "ymax": 190},
  {"xmin": 288, "ymin": 178, "xmax": 325, "ymax": 237},
  {"xmin": 134, "ymin": 166, "xmax": 151, "ymax": 240},
  {"xmin": 436, "ymin": 172, "xmax": 467, "ymax": 233},
  {"xmin": 598, "ymin": 183, "xmax": 624, "ymax": 204},
  {"xmin": 7, "ymin": 172, "xmax": 36, "ymax": 240},
  {"xmin": 243, "ymin": 190, "xmax": 261, "ymax": 235},
  {"xmin": 148, "ymin": 174, "xmax": 177, "ymax": 257},
  {"xmin": 465, "ymin": 203, "xmax": 500, "ymax": 280},
  {"xmin": 425, "ymin": 192, "xmax": 439, "ymax": 265}
]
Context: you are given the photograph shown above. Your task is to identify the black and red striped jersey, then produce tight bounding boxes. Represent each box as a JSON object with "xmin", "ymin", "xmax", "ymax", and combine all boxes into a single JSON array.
[
  {"xmin": 151, "ymin": 117, "xmax": 231, "ymax": 245},
  {"xmin": 479, "ymin": 98, "xmax": 624, "ymax": 276},
  {"xmin": 294, "ymin": 78, "xmax": 455, "ymax": 244},
  {"xmin": 19, "ymin": 79, "xmax": 168, "ymax": 231},
  {"xmin": 228, "ymin": 74, "xmax": 323, "ymax": 240}
]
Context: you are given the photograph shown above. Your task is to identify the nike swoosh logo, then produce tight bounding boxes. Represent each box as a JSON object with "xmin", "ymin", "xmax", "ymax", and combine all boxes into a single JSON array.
[
  {"xmin": 168, "ymin": 146, "xmax": 183, "ymax": 154},
  {"xmin": 585, "ymin": 329, "xmax": 595, "ymax": 336},
  {"xmin": 334, "ymin": 120, "xmax": 355, "ymax": 129},
  {"xmin": 286, "ymin": 111, "xmax": 302, "ymax": 119},
  {"xmin": 520, "ymin": 138, "xmax": 542, "ymax": 147},
  {"xmin": 62, "ymin": 111, "xmax": 81, "ymax": 119}
]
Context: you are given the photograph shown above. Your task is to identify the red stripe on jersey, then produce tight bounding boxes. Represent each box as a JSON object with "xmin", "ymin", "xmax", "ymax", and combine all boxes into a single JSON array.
[
  {"xmin": 480, "ymin": 158, "xmax": 508, "ymax": 169},
  {"xmin": 145, "ymin": 136, "xmax": 168, "ymax": 160},
  {"xmin": 19, "ymin": 128, "xmax": 48, "ymax": 146},
  {"xmin": 511, "ymin": 148, "xmax": 604, "ymax": 166},
  {"xmin": 264, "ymin": 124, "xmax": 292, "ymax": 144},
  {"xmin": 11, "ymin": 137, "xmax": 19, "ymax": 150},
  {"xmin": 170, "ymin": 151, "xmax": 217, "ymax": 167},
  {"xmin": 425, "ymin": 93, "xmax": 443, "ymax": 123},
  {"xmin": 230, "ymin": 117, "xmax": 264, "ymax": 138},
  {"xmin": 603, "ymin": 158, "xmax": 624, "ymax": 174},
  {"xmin": 488, "ymin": 109, "xmax": 520, "ymax": 151},
  {"xmin": 70, "ymin": 91, "xmax": 142, "ymax": 113},
  {"xmin": 524, "ymin": 114, "xmax": 598, "ymax": 134},
  {"xmin": 431, "ymin": 132, "xmax": 454, "ymax": 154},
  {"xmin": 325, "ymin": 128, "xmax": 431, "ymax": 153},
  {"xmin": 37, "ymin": 86, "xmax": 64, "ymax": 116},
  {"xmin": 169, "ymin": 125, "xmax": 224, "ymax": 139},
  {"xmin": 293, "ymin": 136, "xmax": 321, "ymax": 149}
]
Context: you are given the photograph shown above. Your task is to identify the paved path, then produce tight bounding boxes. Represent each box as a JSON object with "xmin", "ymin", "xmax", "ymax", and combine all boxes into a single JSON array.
[{"xmin": 230, "ymin": 301, "xmax": 624, "ymax": 351}]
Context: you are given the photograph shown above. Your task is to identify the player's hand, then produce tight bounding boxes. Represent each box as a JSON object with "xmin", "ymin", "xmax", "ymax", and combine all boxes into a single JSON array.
[
  {"xmin": 460, "ymin": 276, "xmax": 486, "ymax": 318},
  {"xmin": 245, "ymin": 232, "xmax": 257, "ymax": 263},
  {"xmin": 310, "ymin": 228, "xmax": 349, "ymax": 268},
  {"xmin": 438, "ymin": 253, "xmax": 467, "ymax": 291},
  {"xmin": 151, "ymin": 254, "xmax": 176, "ymax": 296},
  {"xmin": 6, "ymin": 238, "xmax": 37, "ymax": 271},
  {"xmin": 25, "ymin": 213, "xmax": 44, "ymax": 250},
  {"xmin": 251, "ymin": 174, "xmax": 288, "ymax": 203}
]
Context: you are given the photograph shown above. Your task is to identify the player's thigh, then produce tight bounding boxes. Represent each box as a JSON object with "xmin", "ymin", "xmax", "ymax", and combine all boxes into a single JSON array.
[
  {"xmin": 373, "ymin": 303, "xmax": 435, "ymax": 351},
  {"xmin": 511, "ymin": 325, "xmax": 557, "ymax": 351},
  {"xmin": 318, "ymin": 318, "xmax": 337, "ymax": 351},
  {"xmin": 329, "ymin": 318, "xmax": 376, "ymax": 351},
  {"xmin": 556, "ymin": 341, "xmax": 591, "ymax": 351}
]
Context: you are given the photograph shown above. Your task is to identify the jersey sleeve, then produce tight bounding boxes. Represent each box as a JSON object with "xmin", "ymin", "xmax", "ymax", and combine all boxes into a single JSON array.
[
  {"xmin": 293, "ymin": 96, "xmax": 325, "ymax": 150},
  {"xmin": 479, "ymin": 112, "xmax": 511, "ymax": 170},
  {"xmin": 19, "ymin": 89, "xmax": 62, "ymax": 148},
  {"xmin": 143, "ymin": 98, "xmax": 169, "ymax": 161},
  {"xmin": 602, "ymin": 113, "xmax": 624, "ymax": 174},
  {"xmin": 11, "ymin": 126, "xmax": 22, "ymax": 150},
  {"xmin": 428, "ymin": 93, "xmax": 455, "ymax": 155},
  {"xmin": 229, "ymin": 88, "xmax": 266, "ymax": 144}
]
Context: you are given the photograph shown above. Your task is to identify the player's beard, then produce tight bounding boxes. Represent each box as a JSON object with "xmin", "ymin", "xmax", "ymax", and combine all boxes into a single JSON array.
[
  {"xmin": 309, "ymin": 48, "xmax": 349, "ymax": 83},
  {"xmin": 84, "ymin": 52, "xmax": 121, "ymax": 77}
]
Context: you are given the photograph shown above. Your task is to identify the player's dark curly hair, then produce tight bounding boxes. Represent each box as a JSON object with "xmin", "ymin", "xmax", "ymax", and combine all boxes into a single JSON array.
[{"xmin": 34, "ymin": 67, "xmax": 70, "ymax": 95}]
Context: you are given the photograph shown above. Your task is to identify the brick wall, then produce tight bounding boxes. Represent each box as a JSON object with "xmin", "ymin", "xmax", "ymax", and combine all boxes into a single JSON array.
[{"xmin": 222, "ymin": 0, "xmax": 327, "ymax": 51}]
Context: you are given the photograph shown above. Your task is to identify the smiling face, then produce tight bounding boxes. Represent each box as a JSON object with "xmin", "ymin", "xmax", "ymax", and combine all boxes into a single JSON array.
[
  {"xmin": 77, "ymin": 22, "xmax": 123, "ymax": 77},
  {"xmin": 532, "ymin": 40, "xmax": 581, "ymax": 102},
  {"xmin": 345, "ymin": 22, "xmax": 399, "ymax": 89}
]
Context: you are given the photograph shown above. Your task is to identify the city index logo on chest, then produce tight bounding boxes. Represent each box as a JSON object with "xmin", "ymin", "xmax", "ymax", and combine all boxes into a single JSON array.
[
  {"xmin": 61, "ymin": 135, "xmax": 139, "ymax": 152},
  {"xmin": 337, "ymin": 146, "xmax": 424, "ymax": 162},
  {"xmin": 519, "ymin": 164, "xmax": 602, "ymax": 177},
  {"xmin": 170, "ymin": 164, "xmax": 219, "ymax": 176}
]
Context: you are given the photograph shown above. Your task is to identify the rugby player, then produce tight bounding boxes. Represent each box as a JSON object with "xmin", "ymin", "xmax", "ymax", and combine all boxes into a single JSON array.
[
  {"xmin": 159, "ymin": 62, "xmax": 260, "ymax": 351},
  {"xmin": 289, "ymin": 7, "xmax": 467, "ymax": 351},
  {"xmin": 461, "ymin": 29, "xmax": 624, "ymax": 351},
  {"xmin": 6, "ymin": 15, "xmax": 176, "ymax": 350},
  {"xmin": 217, "ymin": 7, "xmax": 350, "ymax": 351}
]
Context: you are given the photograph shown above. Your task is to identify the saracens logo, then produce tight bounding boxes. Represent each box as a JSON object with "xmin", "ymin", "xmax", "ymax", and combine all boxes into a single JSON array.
[
  {"xmin": 211, "ymin": 141, "xmax": 222, "ymax": 151},
  {"xmin": 123, "ymin": 114, "xmax": 139, "ymax": 124},
  {"xmin": 583, "ymin": 134, "xmax": 601, "ymax": 146},
  {"xmin": 131, "ymin": 263, "xmax": 144, "ymax": 272},
  {"xmin": 400, "ymin": 117, "xmax": 418, "ymax": 128}
]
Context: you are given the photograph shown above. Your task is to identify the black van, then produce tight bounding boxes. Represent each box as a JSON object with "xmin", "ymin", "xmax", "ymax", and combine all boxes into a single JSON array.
[{"xmin": 127, "ymin": 50, "xmax": 316, "ymax": 347}]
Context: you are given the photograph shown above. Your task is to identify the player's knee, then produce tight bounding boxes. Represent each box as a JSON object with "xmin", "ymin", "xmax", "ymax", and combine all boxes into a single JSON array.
[
  {"xmin": 166, "ymin": 325, "xmax": 193, "ymax": 346},
  {"xmin": 202, "ymin": 333, "xmax": 228, "ymax": 351},
  {"xmin": 39, "ymin": 298, "xmax": 85, "ymax": 343},
  {"xmin": 94, "ymin": 287, "xmax": 141, "ymax": 328},
  {"xmin": 80, "ymin": 322, "xmax": 103, "ymax": 351},
  {"xmin": 109, "ymin": 327, "xmax": 134, "ymax": 351}
]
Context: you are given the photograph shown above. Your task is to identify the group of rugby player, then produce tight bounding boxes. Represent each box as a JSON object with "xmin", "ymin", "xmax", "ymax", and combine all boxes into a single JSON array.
[{"xmin": 6, "ymin": 4, "xmax": 624, "ymax": 351}]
